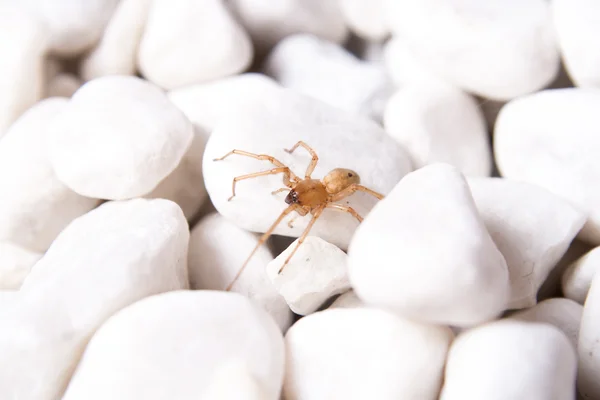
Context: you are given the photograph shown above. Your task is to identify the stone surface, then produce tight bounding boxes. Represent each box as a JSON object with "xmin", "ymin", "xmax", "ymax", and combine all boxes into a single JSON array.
[
  {"xmin": 284, "ymin": 308, "xmax": 453, "ymax": 399},
  {"xmin": 384, "ymin": 0, "xmax": 559, "ymax": 100},
  {"xmin": 329, "ymin": 290, "xmax": 364, "ymax": 309},
  {"xmin": 0, "ymin": 242, "xmax": 42, "ymax": 290},
  {"xmin": 384, "ymin": 84, "xmax": 491, "ymax": 176},
  {"xmin": 468, "ymin": 177, "xmax": 586, "ymax": 309},
  {"xmin": 562, "ymin": 247, "xmax": 600, "ymax": 305},
  {"xmin": 81, "ymin": 0, "xmax": 151, "ymax": 81},
  {"xmin": 440, "ymin": 319, "xmax": 577, "ymax": 400},
  {"xmin": 266, "ymin": 236, "xmax": 350, "ymax": 315},
  {"xmin": 494, "ymin": 88, "xmax": 600, "ymax": 244},
  {"xmin": 0, "ymin": 6, "xmax": 47, "ymax": 136},
  {"xmin": 62, "ymin": 291, "xmax": 284, "ymax": 400},
  {"xmin": 188, "ymin": 213, "xmax": 293, "ymax": 331},
  {"xmin": 348, "ymin": 163, "xmax": 510, "ymax": 327},
  {"xmin": 45, "ymin": 74, "xmax": 82, "ymax": 98},
  {"xmin": 338, "ymin": 0, "xmax": 388, "ymax": 41},
  {"xmin": 0, "ymin": 198, "xmax": 190, "ymax": 400},
  {"xmin": 263, "ymin": 34, "xmax": 392, "ymax": 121},
  {"xmin": 203, "ymin": 84, "xmax": 411, "ymax": 250},
  {"xmin": 0, "ymin": 97, "xmax": 99, "ymax": 252},
  {"xmin": 510, "ymin": 298, "xmax": 583, "ymax": 349},
  {"xmin": 578, "ymin": 273, "xmax": 600, "ymax": 399},
  {"xmin": 48, "ymin": 75, "xmax": 193, "ymax": 200},
  {"xmin": 553, "ymin": 0, "xmax": 600, "ymax": 88},
  {"xmin": 138, "ymin": 0, "xmax": 252, "ymax": 89}
]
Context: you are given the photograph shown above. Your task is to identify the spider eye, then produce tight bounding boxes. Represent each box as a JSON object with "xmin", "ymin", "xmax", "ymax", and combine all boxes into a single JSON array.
[{"xmin": 347, "ymin": 173, "xmax": 353, "ymax": 177}]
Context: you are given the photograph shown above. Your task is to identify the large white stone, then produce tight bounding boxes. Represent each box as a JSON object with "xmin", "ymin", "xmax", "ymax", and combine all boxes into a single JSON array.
[
  {"xmin": 0, "ymin": 242, "xmax": 42, "ymax": 290},
  {"xmin": 0, "ymin": 198, "xmax": 190, "ymax": 400},
  {"xmin": 329, "ymin": 290, "xmax": 364, "ymax": 309},
  {"xmin": 494, "ymin": 88, "xmax": 600, "ymax": 244},
  {"xmin": 188, "ymin": 213, "xmax": 293, "ymax": 331},
  {"xmin": 62, "ymin": 290, "xmax": 284, "ymax": 400},
  {"xmin": 468, "ymin": 177, "xmax": 586, "ymax": 309},
  {"xmin": 266, "ymin": 236, "xmax": 350, "ymax": 315},
  {"xmin": 48, "ymin": 75, "xmax": 194, "ymax": 200},
  {"xmin": 510, "ymin": 298, "xmax": 583, "ymax": 349},
  {"xmin": 0, "ymin": 6, "xmax": 47, "ymax": 136},
  {"xmin": 81, "ymin": 0, "xmax": 151, "ymax": 81},
  {"xmin": 14, "ymin": 0, "xmax": 120, "ymax": 55},
  {"xmin": 228, "ymin": 0, "xmax": 347, "ymax": 54},
  {"xmin": 0, "ymin": 97, "xmax": 99, "ymax": 252},
  {"xmin": 384, "ymin": 85, "xmax": 491, "ymax": 176},
  {"xmin": 440, "ymin": 320, "xmax": 577, "ymax": 400},
  {"xmin": 338, "ymin": 0, "xmax": 388, "ymax": 41},
  {"xmin": 562, "ymin": 247, "xmax": 600, "ymax": 304},
  {"xmin": 284, "ymin": 308, "xmax": 453, "ymax": 399},
  {"xmin": 384, "ymin": 0, "xmax": 559, "ymax": 100},
  {"xmin": 348, "ymin": 163, "xmax": 510, "ymax": 327},
  {"xmin": 138, "ymin": 0, "xmax": 252, "ymax": 89},
  {"xmin": 578, "ymin": 273, "xmax": 600, "ymax": 399},
  {"xmin": 263, "ymin": 34, "xmax": 392, "ymax": 122},
  {"xmin": 144, "ymin": 126, "xmax": 208, "ymax": 221},
  {"xmin": 553, "ymin": 0, "xmax": 600, "ymax": 88},
  {"xmin": 203, "ymin": 85, "xmax": 411, "ymax": 250}
]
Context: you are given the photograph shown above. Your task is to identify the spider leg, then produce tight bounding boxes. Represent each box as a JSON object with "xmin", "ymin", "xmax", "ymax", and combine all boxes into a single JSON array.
[
  {"xmin": 284, "ymin": 141, "xmax": 319, "ymax": 179},
  {"xmin": 271, "ymin": 187, "xmax": 289, "ymax": 196},
  {"xmin": 278, "ymin": 206, "xmax": 325, "ymax": 274},
  {"xmin": 330, "ymin": 184, "xmax": 384, "ymax": 202},
  {"xmin": 326, "ymin": 203, "xmax": 363, "ymax": 223},
  {"xmin": 227, "ymin": 167, "xmax": 293, "ymax": 201},
  {"xmin": 225, "ymin": 204, "xmax": 302, "ymax": 291},
  {"xmin": 214, "ymin": 149, "xmax": 301, "ymax": 183},
  {"xmin": 286, "ymin": 206, "xmax": 309, "ymax": 228}
]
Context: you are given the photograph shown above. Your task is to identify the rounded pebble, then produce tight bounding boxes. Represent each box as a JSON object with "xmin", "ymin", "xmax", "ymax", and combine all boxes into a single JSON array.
[
  {"xmin": 440, "ymin": 319, "xmax": 577, "ymax": 400},
  {"xmin": 383, "ymin": 84, "xmax": 491, "ymax": 176},
  {"xmin": 338, "ymin": 0, "xmax": 388, "ymax": 41},
  {"xmin": 62, "ymin": 290, "xmax": 284, "ymax": 400},
  {"xmin": 329, "ymin": 290, "xmax": 364, "ymax": 309},
  {"xmin": 188, "ymin": 213, "xmax": 293, "ymax": 331},
  {"xmin": 284, "ymin": 308, "xmax": 453, "ymax": 399},
  {"xmin": 348, "ymin": 163, "xmax": 510, "ymax": 327},
  {"xmin": 138, "ymin": 0, "xmax": 253, "ymax": 89},
  {"xmin": 0, "ymin": 242, "xmax": 42, "ymax": 290},
  {"xmin": 48, "ymin": 75, "xmax": 194, "ymax": 200},
  {"xmin": 577, "ymin": 273, "xmax": 600, "ymax": 399},
  {"xmin": 562, "ymin": 247, "xmax": 600, "ymax": 304},
  {"xmin": 494, "ymin": 88, "xmax": 600, "ymax": 244},
  {"xmin": 266, "ymin": 236, "xmax": 350, "ymax": 315}
]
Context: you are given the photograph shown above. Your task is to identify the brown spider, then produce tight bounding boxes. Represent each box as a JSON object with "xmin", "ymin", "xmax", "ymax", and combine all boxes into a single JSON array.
[{"xmin": 213, "ymin": 141, "xmax": 384, "ymax": 291}]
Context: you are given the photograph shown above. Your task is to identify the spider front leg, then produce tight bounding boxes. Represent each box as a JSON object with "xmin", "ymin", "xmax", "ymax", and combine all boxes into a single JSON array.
[
  {"xmin": 286, "ymin": 205, "xmax": 309, "ymax": 228},
  {"xmin": 330, "ymin": 184, "xmax": 384, "ymax": 202},
  {"xmin": 278, "ymin": 206, "xmax": 325, "ymax": 274},
  {"xmin": 214, "ymin": 149, "xmax": 301, "ymax": 182},
  {"xmin": 284, "ymin": 141, "xmax": 319, "ymax": 179},
  {"xmin": 227, "ymin": 167, "xmax": 293, "ymax": 201}
]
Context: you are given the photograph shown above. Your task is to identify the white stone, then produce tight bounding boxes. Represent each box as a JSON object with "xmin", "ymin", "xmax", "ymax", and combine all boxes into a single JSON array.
[
  {"xmin": 284, "ymin": 308, "xmax": 454, "ymax": 399},
  {"xmin": 138, "ymin": 0, "xmax": 252, "ymax": 90},
  {"xmin": 553, "ymin": 0, "xmax": 600, "ymax": 88},
  {"xmin": 494, "ymin": 88, "xmax": 600, "ymax": 244},
  {"xmin": 329, "ymin": 290, "xmax": 364, "ymax": 309},
  {"xmin": 0, "ymin": 97, "xmax": 99, "ymax": 252},
  {"xmin": 228, "ymin": 0, "xmax": 348, "ymax": 53},
  {"xmin": 0, "ymin": 6, "xmax": 47, "ymax": 136},
  {"xmin": 0, "ymin": 242, "xmax": 42, "ymax": 290},
  {"xmin": 348, "ymin": 163, "xmax": 510, "ymax": 327},
  {"xmin": 203, "ymin": 85, "xmax": 412, "ymax": 250},
  {"xmin": 384, "ymin": 85, "xmax": 491, "ymax": 176},
  {"xmin": 145, "ymin": 126, "xmax": 208, "ymax": 221},
  {"xmin": 62, "ymin": 290, "xmax": 284, "ymax": 400},
  {"xmin": 266, "ymin": 236, "xmax": 350, "ymax": 315},
  {"xmin": 440, "ymin": 319, "xmax": 577, "ymax": 400},
  {"xmin": 48, "ymin": 75, "xmax": 194, "ymax": 200},
  {"xmin": 562, "ymin": 247, "xmax": 600, "ymax": 304},
  {"xmin": 15, "ymin": 0, "xmax": 120, "ymax": 56},
  {"xmin": 188, "ymin": 213, "xmax": 293, "ymax": 331},
  {"xmin": 510, "ymin": 298, "xmax": 583, "ymax": 349},
  {"xmin": 45, "ymin": 73, "xmax": 82, "ymax": 98},
  {"xmin": 578, "ymin": 273, "xmax": 600, "ymax": 399},
  {"xmin": 168, "ymin": 73, "xmax": 280, "ymax": 133},
  {"xmin": 0, "ymin": 198, "xmax": 190, "ymax": 400},
  {"xmin": 263, "ymin": 34, "xmax": 393, "ymax": 121},
  {"xmin": 81, "ymin": 0, "xmax": 151, "ymax": 81},
  {"xmin": 201, "ymin": 359, "xmax": 270, "ymax": 400},
  {"xmin": 384, "ymin": 0, "xmax": 559, "ymax": 100},
  {"xmin": 338, "ymin": 0, "xmax": 388, "ymax": 41},
  {"xmin": 468, "ymin": 177, "xmax": 586, "ymax": 309}
]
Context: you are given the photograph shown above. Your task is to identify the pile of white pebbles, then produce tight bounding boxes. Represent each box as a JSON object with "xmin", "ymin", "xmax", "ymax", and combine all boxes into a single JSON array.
[{"xmin": 1, "ymin": 0, "xmax": 600, "ymax": 399}]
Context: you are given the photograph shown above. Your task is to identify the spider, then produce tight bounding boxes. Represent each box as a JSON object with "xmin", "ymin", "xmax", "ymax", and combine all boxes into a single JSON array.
[{"xmin": 213, "ymin": 141, "xmax": 384, "ymax": 291}]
